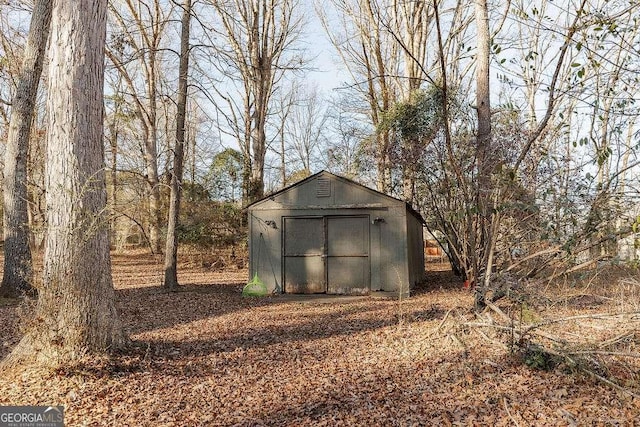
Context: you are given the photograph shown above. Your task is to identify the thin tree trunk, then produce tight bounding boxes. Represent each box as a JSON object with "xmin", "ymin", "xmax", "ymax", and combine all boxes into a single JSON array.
[
  {"xmin": 146, "ymin": 135, "xmax": 162, "ymax": 254},
  {"xmin": 241, "ymin": 91, "xmax": 253, "ymax": 206},
  {"xmin": 147, "ymin": 33, "xmax": 162, "ymax": 254},
  {"xmin": 189, "ymin": 104, "xmax": 197, "ymax": 185},
  {"xmin": 250, "ymin": 117, "xmax": 266, "ymax": 202},
  {"xmin": 475, "ymin": 0, "xmax": 491, "ymax": 213},
  {"xmin": 164, "ymin": 0, "xmax": 192, "ymax": 291},
  {"xmin": 1, "ymin": 0, "xmax": 52, "ymax": 298},
  {"xmin": 280, "ymin": 123, "xmax": 287, "ymax": 187},
  {"xmin": 108, "ymin": 80, "xmax": 123, "ymax": 246},
  {"xmin": 474, "ymin": 0, "xmax": 493, "ymax": 308}
]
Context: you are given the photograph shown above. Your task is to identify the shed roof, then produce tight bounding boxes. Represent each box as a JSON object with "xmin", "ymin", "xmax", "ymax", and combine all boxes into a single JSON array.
[{"xmin": 247, "ymin": 170, "xmax": 425, "ymax": 225}]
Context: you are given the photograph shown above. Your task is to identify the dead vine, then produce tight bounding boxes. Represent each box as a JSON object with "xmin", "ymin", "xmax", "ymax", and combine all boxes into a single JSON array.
[{"xmin": 466, "ymin": 303, "xmax": 640, "ymax": 398}]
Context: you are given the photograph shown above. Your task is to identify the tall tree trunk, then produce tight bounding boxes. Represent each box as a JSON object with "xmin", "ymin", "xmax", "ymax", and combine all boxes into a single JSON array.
[
  {"xmin": 145, "ymin": 130, "xmax": 162, "ymax": 254},
  {"xmin": 474, "ymin": 0, "xmax": 494, "ymax": 308},
  {"xmin": 280, "ymin": 121, "xmax": 287, "ymax": 187},
  {"xmin": 107, "ymin": 79, "xmax": 124, "ymax": 246},
  {"xmin": 164, "ymin": 0, "xmax": 192, "ymax": 291},
  {"xmin": 109, "ymin": 124, "xmax": 118, "ymax": 242},
  {"xmin": 246, "ymin": 12, "xmax": 270, "ymax": 205},
  {"xmin": 250, "ymin": 111, "xmax": 267, "ymax": 202},
  {"xmin": 241, "ymin": 91, "xmax": 253, "ymax": 206},
  {"xmin": 4, "ymin": 0, "xmax": 126, "ymax": 367},
  {"xmin": 188, "ymin": 103, "xmax": 197, "ymax": 185},
  {"xmin": 0, "ymin": 0, "xmax": 52, "ymax": 298},
  {"xmin": 147, "ymin": 32, "xmax": 162, "ymax": 254}
]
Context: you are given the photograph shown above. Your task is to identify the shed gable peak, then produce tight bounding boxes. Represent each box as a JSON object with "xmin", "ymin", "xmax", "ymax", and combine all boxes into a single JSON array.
[{"xmin": 247, "ymin": 170, "xmax": 411, "ymax": 213}]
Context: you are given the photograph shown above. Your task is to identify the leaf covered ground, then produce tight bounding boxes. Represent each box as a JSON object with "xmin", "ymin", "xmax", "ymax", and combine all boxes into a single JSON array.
[{"xmin": 1, "ymin": 252, "xmax": 639, "ymax": 425}]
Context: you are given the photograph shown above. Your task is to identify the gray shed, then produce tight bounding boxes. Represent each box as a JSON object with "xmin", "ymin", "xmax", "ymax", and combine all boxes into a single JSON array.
[{"xmin": 246, "ymin": 170, "xmax": 425, "ymax": 295}]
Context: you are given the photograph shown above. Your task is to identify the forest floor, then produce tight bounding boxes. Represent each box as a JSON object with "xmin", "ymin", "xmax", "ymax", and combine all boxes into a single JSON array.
[{"xmin": 0, "ymin": 250, "xmax": 639, "ymax": 425}]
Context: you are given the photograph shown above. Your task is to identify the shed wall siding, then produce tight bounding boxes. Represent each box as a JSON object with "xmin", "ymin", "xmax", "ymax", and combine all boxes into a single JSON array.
[
  {"xmin": 249, "ymin": 213, "xmax": 282, "ymax": 293},
  {"xmin": 406, "ymin": 212, "xmax": 426, "ymax": 286}
]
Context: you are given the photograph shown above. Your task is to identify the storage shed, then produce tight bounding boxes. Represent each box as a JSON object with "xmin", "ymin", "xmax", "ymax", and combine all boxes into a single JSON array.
[{"xmin": 246, "ymin": 171, "xmax": 425, "ymax": 295}]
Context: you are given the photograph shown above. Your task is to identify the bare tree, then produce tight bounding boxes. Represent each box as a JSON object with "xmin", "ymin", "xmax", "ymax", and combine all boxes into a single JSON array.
[
  {"xmin": 107, "ymin": 0, "xmax": 173, "ymax": 253},
  {"xmin": 0, "ymin": 5, "xmax": 26, "ymax": 128},
  {"xmin": 164, "ymin": 0, "xmax": 192, "ymax": 291},
  {"xmin": 281, "ymin": 83, "xmax": 328, "ymax": 174},
  {"xmin": 319, "ymin": 0, "xmax": 397, "ymax": 192},
  {"xmin": 0, "ymin": 0, "xmax": 51, "ymax": 298},
  {"xmin": 4, "ymin": 0, "xmax": 125, "ymax": 367},
  {"xmin": 472, "ymin": 0, "xmax": 494, "ymax": 302},
  {"xmin": 204, "ymin": 0, "xmax": 305, "ymax": 204},
  {"xmin": 273, "ymin": 84, "xmax": 295, "ymax": 187}
]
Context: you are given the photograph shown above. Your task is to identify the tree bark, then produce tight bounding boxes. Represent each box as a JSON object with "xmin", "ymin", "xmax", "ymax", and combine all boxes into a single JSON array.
[
  {"xmin": 0, "ymin": 0, "xmax": 52, "ymax": 298},
  {"xmin": 107, "ymin": 79, "xmax": 124, "ymax": 246},
  {"xmin": 145, "ymin": 55, "xmax": 162, "ymax": 254},
  {"xmin": 474, "ymin": 0, "xmax": 493, "ymax": 307},
  {"xmin": 475, "ymin": 0, "xmax": 491, "ymax": 210},
  {"xmin": 164, "ymin": 0, "xmax": 192, "ymax": 291},
  {"xmin": 4, "ymin": 0, "xmax": 126, "ymax": 367}
]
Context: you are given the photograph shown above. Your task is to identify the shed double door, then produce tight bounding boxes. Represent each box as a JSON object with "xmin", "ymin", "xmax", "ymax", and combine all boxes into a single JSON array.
[{"xmin": 283, "ymin": 216, "xmax": 370, "ymax": 295}]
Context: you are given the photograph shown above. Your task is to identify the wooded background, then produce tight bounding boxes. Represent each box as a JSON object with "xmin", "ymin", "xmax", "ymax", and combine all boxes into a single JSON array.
[{"xmin": 0, "ymin": 0, "xmax": 639, "ymax": 362}]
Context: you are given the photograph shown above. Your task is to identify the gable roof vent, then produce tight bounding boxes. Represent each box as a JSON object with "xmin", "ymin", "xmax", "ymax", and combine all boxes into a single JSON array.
[{"xmin": 317, "ymin": 178, "xmax": 331, "ymax": 197}]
